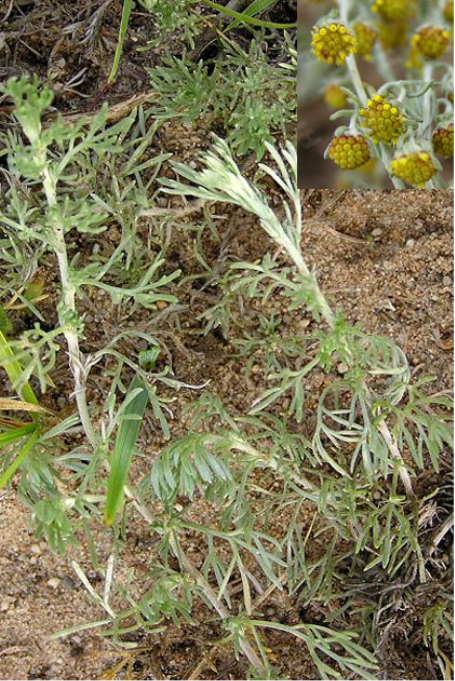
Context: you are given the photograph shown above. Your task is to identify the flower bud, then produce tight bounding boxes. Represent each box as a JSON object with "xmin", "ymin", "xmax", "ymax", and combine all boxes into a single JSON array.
[{"xmin": 432, "ymin": 123, "xmax": 454, "ymax": 157}]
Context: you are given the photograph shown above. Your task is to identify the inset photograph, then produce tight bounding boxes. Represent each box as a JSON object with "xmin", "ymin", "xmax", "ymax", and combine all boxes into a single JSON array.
[{"xmin": 298, "ymin": 0, "xmax": 454, "ymax": 188}]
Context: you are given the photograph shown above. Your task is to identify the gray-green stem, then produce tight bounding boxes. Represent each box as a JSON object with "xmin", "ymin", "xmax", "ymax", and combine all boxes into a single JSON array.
[{"xmin": 42, "ymin": 166, "xmax": 98, "ymax": 449}]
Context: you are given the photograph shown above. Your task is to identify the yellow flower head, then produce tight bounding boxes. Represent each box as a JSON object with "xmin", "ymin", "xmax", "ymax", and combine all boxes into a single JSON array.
[
  {"xmin": 433, "ymin": 123, "xmax": 454, "ymax": 157},
  {"xmin": 324, "ymin": 83, "xmax": 349, "ymax": 109},
  {"xmin": 389, "ymin": 151, "xmax": 437, "ymax": 187},
  {"xmin": 327, "ymin": 134, "xmax": 371, "ymax": 169},
  {"xmin": 311, "ymin": 23, "xmax": 357, "ymax": 66},
  {"xmin": 354, "ymin": 22, "xmax": 378, "ymax": 60},
  {"xmin": 377, "ymin": 21, "xmax": 408, "ymax": 49},
  {"xmin": 358, "ymin": 94, "xmax": 406, "ymax": 145},
  {"xmin": 411, "ymin": 26, "xmax": 451, "ymax": 60},
  {"xmin": 371, "ymin": 0, "xmax": 415, "ymax": 22}
]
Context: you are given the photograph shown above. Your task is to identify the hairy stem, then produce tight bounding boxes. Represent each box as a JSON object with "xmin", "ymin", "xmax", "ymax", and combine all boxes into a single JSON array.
[{"xmin": 42, "ymin": 167, "xmax": 98, "ymax": 448}]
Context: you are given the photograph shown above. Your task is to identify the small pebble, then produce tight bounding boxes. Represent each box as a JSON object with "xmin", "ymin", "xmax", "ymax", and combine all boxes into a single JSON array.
[
  {"xmin": 297, "ymin": 319, "xmax": 311, "ymax": 330},
  {"xmin": 337, "ymin": 363, "xmax": 349, "ymax": 374},
  {"xmin": 371, "ymin": 228, "xmax": 382, "ymax": 237},
  {"xmin": 443, "ymin": 275, "xmax": 452, "ymax": 286},
  {"xmin": 406, "ymin": 238, "xmax": 415, "ymax": 247},
  {"xmin": 30, "ymin": 544, "xmax": 41, "ymax": 555},
  {"xmin": 47, "ymin": 578, "xmax": 60, "ymax": 589},
  {"xmin": 136, "ymin": 338, "xmax": 149, "ymax": 351},
  {"xmin": 62, "ymin": 576, "xmax": 76, "ymax": 590}
]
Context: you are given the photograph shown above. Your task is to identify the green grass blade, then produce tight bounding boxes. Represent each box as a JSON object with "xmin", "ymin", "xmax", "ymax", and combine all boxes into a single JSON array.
[
  {"xmin": 197, "ymin": 0, "xmax": 296, "ymax": 29},
  {"xmin": 108, "ymin": 0, "xmax": 133, "ymax": 85},
  {"xmin": 104, "ymin": 375, "xmax": 149, "ymax": 526},
  {"xmin": 0, "ymin": 428, "xmax": 40, "ymax": 490},
  {"xmin": 0, "ymin": 423, "xmax": 38, "ymax": 446},
  {"xmin": 223, "ymin": 0, "xmax": 280, "ymax": 32},
  {"xmin": 0, "ymin": 328, "xmax": 39, "ymax": 409}
]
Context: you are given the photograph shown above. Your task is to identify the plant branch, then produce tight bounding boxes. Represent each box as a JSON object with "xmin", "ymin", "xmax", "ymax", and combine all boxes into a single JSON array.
[
  {"xmin": 375, "ymin": 418, "xmax": 415, "ymax": 498},
  {"xmin": 42, "ymin": 167, "xmax": 98, "ymax": 449},
  {"xmin": 428, "ymin": 512, "xmax": 454, "ymax": 556}
]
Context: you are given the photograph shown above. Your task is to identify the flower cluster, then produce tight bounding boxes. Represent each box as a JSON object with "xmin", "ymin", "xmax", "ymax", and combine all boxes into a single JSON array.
[
  {"xmin": 324, "ymin": 83, "xmax": 348, "ymax": 109},
  {"xmin": 327, "ymin": 134, "xmax": 371, "ymax": 168},
  {"xmin": 411, "ymin": 26, "xmax": 451, "ymax": 60},
  {"xmin": 358, "ymin": 94, "xmax": 406, "ymax": 144},
  {"xmin": 443, "ymin": 1, "xmax": 454, "ymax": 23},
  {"xmin": 311, "ymin": 23, "xmax": 357, "ymax": 66},
  {"xmin": 432, "ymin": 123, "xmax": 454, "ymax": 158},
  {"xmin": 371, "ymin": 0, "xmax": 415, "ymax": 22},
  {"xmin": 389, "ymin": 151, "xmax": 437, "ymax": 187},
  {"xmin": 354, "ymin": 21, "xmax": 377, "ymax": 60},
  {"xmin": 301, "ymin": 0, "xmax": 453, "ymax": 188}
]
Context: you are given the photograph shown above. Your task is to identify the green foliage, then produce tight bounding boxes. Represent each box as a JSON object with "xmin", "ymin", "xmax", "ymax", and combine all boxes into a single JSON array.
[
  {"xmin": 104, "ymin": 375, "xmax": 149, "ymax": 526},
  {"xmin": 138, "ymin": 0, "xmax": 201, "ymax": 48},
  {"xmin": 423, "ymin": 595, "xmax": 454, "ymax": 656},
  {"xmin": 0, "ymin": 301, "xmax": 14, "ymax": 336},
  {"xmin": 108, "ymin": 0, "xmax": 133, "ymax": 85},
  {"xmin": 148, "ymin": 35, "xmax": 296, "ymax": 159},
  {"xmin": 0, "ymin": 76, "xmax": 179, "ymax": 550},
  {"xmin": 0, "ymin": 73, "xmax": 451, "ymax": 680}
]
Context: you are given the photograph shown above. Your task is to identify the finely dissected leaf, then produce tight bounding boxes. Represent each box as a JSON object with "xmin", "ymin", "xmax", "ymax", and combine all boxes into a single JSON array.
[{"xmin": 104, "ymin": 375, "xmax": 149, "ymax": 526}]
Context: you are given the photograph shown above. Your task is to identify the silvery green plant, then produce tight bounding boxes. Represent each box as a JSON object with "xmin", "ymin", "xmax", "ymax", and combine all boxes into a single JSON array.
[
  {"xmin": 299, "ymin": 0, "xmax": 453, "ymax": 188},
  {"xmin": 0, "ymin": 75, "xmax": 185, "ymax": 547},
  {"xmin": 60, "ymin": 138, "xmax": 451, "ymax": 677},
  {"xmin": 146, "ymin": 136, "xmax": 451, "ymax": 672},
  {"xmin": 1, "ymin": 77, "xmax": 452, "ymax": 678}
]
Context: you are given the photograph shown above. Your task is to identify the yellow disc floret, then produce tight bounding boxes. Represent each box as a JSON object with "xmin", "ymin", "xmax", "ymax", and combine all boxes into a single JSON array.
[
  {"xmin": 311, "ymin": 23, "xmax": 357, "ymax": 66},
  {"xmin": 327, "ymin": 134, "xmax": 371, "ymax": 169},
  {"xmin": 354, "ymin": 22, "xmax": 378, "ymax": 60},
  {"xmin": 358, "ymin": 94, "xmax": 406, "ymax": 145},
  {"xmin": 432, "ymin": 123, "xmax": 454, "ymax": 157},
  {"xmin": 371, "ymin": 0, "xmax": 415, "ymax": 22},
  {"xmin": 389, "ymin": 151, "xmax": 437, "ymax": 187},
  {"xmin": 411, "ymin": 26, "xmax": 450, "ymax": 60}
]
